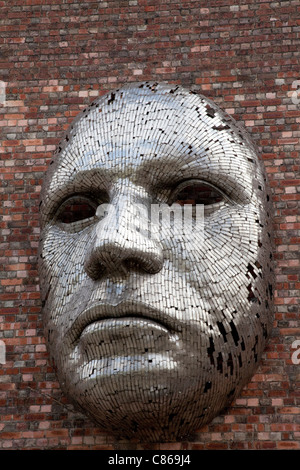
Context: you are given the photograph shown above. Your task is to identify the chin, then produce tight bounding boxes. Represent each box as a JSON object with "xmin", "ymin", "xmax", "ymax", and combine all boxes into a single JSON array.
[{"xmin": 53, "ymin": 345, "xmax": 256, "ymax": 443}]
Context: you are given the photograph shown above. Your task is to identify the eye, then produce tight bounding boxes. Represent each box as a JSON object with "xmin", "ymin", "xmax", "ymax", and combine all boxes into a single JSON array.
[
  {"xmin": 55, "ymin": 196, "xmax": 98, "ymax": 227},
  {"xmin": 169, "ymin": 180, "xmax": 226, "ymax": 208}
]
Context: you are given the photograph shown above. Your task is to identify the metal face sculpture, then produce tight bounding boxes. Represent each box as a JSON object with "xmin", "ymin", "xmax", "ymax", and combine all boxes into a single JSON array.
[{"xmin": 38, "ymin": 82, "xmax": 274, "ymax": 442}]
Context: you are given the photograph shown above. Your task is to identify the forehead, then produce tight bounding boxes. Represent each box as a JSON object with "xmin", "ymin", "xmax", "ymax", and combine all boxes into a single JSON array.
[
  {"xmin": 57, "ymin": 83, "xmax": 257, "ymax": 171},
  {"xmin": 41, "ymin": 83, "xmax": 265, "ymax": 216}
]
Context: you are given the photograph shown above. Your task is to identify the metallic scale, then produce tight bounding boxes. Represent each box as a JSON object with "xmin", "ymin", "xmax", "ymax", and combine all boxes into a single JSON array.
[{"xmin": 38, "ymin": 82, "xmax": 274, "ymax": 442}]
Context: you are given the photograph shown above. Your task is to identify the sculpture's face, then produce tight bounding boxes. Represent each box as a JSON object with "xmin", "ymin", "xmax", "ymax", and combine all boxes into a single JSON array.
[{"xmin": 39, "ymin": 83, "xmax": 273, "ymax": 442}]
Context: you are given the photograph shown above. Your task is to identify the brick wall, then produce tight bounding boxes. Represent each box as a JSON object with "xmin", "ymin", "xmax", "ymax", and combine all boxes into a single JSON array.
[{"xmin": 0, "ymin": 0, "xmax": 299, "ymax": 450}]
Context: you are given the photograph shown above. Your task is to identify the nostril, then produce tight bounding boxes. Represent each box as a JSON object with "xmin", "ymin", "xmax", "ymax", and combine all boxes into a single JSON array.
[
  {"xmin": 85, "ymin": 258, "xmax": 128, "ymax": 281},
  {"xmin": 84, "ymin": 237, "xmax": 164, "ymax": 280},
  {"xmin": 84, "ymin": 259, "xmax": 106, "ymax": 281},
  {"xmin": 124, "ymin": 258, "xmax": 142, "ymax": 271},
  {"xmin": 123, "ymin": 255, "xmax": 163, "ymax": 274}
]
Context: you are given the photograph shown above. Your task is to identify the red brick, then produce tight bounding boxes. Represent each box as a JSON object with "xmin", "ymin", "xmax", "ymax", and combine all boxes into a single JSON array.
[{"xmin": 0, "ymin": 0, "xmax": 299, "ymax": 452}]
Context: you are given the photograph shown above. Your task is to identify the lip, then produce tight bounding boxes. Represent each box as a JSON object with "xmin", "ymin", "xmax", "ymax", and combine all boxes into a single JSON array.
[{"xmin": 68, "ymin": 299, "xmax": 181, "ymax": 344}]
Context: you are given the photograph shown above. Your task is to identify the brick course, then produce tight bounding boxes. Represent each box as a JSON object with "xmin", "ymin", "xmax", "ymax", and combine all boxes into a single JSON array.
[{"xmin": 0, "ymin": 0, "xmax": 299, "ymax": 450}]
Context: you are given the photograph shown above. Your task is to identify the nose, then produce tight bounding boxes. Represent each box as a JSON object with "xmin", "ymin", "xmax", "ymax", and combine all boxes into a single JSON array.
[{"xmin": 84, "ymin": 190, "xmax": 164, "ymax": 280}]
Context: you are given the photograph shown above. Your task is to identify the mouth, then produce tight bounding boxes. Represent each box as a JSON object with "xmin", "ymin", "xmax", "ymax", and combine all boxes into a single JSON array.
[{"xmin": 68, "ymin": 300, "xmax": 180, "ymax": 344}]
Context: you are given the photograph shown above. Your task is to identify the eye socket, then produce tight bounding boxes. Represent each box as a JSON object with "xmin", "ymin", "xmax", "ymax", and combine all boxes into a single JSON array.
[
  {"xmin": 169, "ymin": 180, "xmax": 226, "ymax": 208},
  {"xmin": 55, "ymin": 196, "xmax": 97, "ymax": 226}
]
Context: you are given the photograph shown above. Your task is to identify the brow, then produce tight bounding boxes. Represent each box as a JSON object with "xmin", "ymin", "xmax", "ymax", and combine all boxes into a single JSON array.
[{"xmin": 41, "ymin": 155, "xmax": 252, "ymax": 230}]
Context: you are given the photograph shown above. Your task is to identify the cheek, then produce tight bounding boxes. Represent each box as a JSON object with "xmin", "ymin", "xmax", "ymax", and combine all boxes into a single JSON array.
[
  {"xmin": 39, "ymin": 227, "xmax": 91, "ymax": 313},
  {"xmin": 164, "ymin": 205, "xmax": 261, "ymax": 275},
  {"xmin": 163, "ymin": 204, "xmax": 272, "ymax": 314}
]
